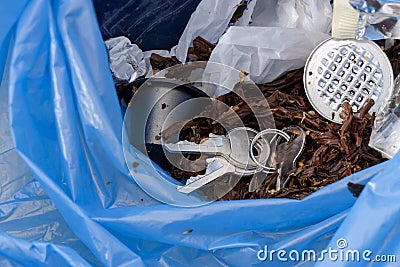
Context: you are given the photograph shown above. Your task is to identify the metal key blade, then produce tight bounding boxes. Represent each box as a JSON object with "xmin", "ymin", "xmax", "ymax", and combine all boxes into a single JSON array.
[
  {"xmin": 248, "ymin": 127, "xmax": 305, "ymax": 192},
  {"xmin": 164, "ymin": 134, "xmax": 229, "ymax": 154},
  {"xmin": 276, "ymin": 126, "xmax": 306, "ymax": 190},
  {"xmin": 177, "ymin": 157, "xmax": 234, "ymax": 193}
]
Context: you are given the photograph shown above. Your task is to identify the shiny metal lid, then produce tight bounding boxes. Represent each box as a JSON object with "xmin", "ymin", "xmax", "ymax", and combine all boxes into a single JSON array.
[{"xmin": 304, "ymin": 38, "xmax": 393, "ymax": 123}]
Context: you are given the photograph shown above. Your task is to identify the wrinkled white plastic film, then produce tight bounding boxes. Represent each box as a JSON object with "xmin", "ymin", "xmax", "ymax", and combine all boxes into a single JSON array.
[
  {"xmin": 209, "ymin": 27, "xmax": 330, "ymax": 85},
  {"xmin": 170, "ymin": 0, "xmax": 239, "ymax": 62},
  {"xmin": 369, "ymin": 74, "xmax": 400, "ymax": 158},
  {"xmin": 206, "ymin": 0, "xmax": 332, "ymax": 88},
  {"xmin": 112, "ymin": 0, "xmax": 333, "ymax": 89}
]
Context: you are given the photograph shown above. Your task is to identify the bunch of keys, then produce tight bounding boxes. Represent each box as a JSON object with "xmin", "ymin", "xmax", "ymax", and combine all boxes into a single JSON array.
[{"xmin": 165, "ymin": 126, "xmax": 305, "ymax": 194}]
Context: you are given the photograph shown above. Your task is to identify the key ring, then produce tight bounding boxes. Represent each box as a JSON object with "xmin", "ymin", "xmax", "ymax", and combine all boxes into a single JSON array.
[
  {"xmin": 249, "ymin": 129, "xmax": 290, "ymax": 172},
  {"xmin": 226, "ymin": 126, "xmax": 267, "ymax": 169}
]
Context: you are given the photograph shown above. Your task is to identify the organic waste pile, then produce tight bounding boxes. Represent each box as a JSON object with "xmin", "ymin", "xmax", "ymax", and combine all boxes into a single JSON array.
[{"xmin": 120, "ymin": 38, "xmax": 400, "ymax": 200}]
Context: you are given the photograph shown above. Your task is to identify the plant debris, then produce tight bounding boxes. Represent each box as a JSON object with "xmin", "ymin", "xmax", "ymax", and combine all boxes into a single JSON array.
[
  {"xmin": 167, "ymin": 76, "xmax": 384, "ymax": 200},
  {"xmin": 187, "ymin": 36, "xmax": 216, "ymax": 61},
  {"xmin": 182, "ymin": 229, "xmax": 193, "ymax": 235},
  {"xmin": 230, "ymin": 1, "xmax": 249, "ymax": 24},
  {"xmin": 132, "ymin": 162, "xmax": 140, "ymax": 168},
  {"xmin": 130, "ymin": 36, "xmax": 391, "ymax": 200},
  {"xmin": 150, "ymin": 53, "xmax": 181, "ymax": 72}
]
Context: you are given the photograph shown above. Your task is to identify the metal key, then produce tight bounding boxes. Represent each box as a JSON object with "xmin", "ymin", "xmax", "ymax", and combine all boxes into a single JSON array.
[
  {"xmin": 275, "ymin": 126, "xmax": 306, "ymax": 190},
  {"xmin": 164, "ymin": 127, "xmax": 271, "ymax": 193},
  {"xmin": 247, "ymin": 127, "xmax": 305, "ymax": 192}
]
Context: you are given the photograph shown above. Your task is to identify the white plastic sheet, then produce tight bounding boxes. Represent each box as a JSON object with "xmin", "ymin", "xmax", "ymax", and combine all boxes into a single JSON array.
[
  {"xmin": 209, "ymin": 27, "xmax": 329, "ymax": 84},
  {"xmin": 207, "ymin": 0, "xmax": 332, "ymax": 85},
  {"xmin": 127, "ymin": 0, "xmax": 333, "ymax": 86},
  {"xmin": 171, "ymin": 0, "xmax": 238, "ymax": 62},
  {"xmin": 251, "ymin": 0, "xmax": 332, "ymax": 33},
  {"xmin": 369, "ymin": 74, "xmax": 400, "ymax": 158}
]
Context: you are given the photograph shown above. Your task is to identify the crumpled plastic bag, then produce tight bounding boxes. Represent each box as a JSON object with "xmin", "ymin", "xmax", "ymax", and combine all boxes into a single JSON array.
[
  {"xmin": 250, "ymin": 0, "xmax": 332, "ymax": 32},
  {"xmin": 208, "ymin": 0, "xmax": 332, "ymax": 84},
  {"xmin": 209, "ymin": 27, "xmax": 329, "ymax": 84},
  {"xmin": 0, "ymin": 18, "xmax": 98, "ymax": 265},
  {"xmin": 170, "ymin": 0, "xmax": 238, "ymax": 62},
  {"xmin": 134, "ymin": 0, "xmax": 332, "ymax": 85},
  {"xmin": 105, "ymin": 36, "xmax": 147, "ymax": 84},
  {"xmin": 1, "ymin": 0, "xmax": 400, "ymax": 266},
  {"xmin": 369, "ymin": 73, "xmax": 400, "ymax": 158}
]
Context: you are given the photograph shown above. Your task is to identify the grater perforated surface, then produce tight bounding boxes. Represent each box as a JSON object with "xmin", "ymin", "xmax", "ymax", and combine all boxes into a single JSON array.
[{"xmin": 304, "ymin": 38, "xmax": 393, "ymax": 123}]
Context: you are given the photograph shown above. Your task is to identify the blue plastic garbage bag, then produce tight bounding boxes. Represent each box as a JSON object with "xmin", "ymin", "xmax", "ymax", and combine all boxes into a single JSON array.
[{"xmin": 0, "ymin": 0, "xmax": 399, "ymax": 266}]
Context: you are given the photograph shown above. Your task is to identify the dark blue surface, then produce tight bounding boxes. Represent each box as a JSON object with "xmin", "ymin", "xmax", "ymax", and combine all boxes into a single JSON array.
[{"xmin": 93, "ymin": 0, "xmax": 201, "ymax": 50}]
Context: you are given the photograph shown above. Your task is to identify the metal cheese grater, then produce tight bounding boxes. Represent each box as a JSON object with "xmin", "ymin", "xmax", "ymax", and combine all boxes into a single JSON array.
[{"xmin": 304, "ymin": 38, "xmax": 393, "ymax": 123}]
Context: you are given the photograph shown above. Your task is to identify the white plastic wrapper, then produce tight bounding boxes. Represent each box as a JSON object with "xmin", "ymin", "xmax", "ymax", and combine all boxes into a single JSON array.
[
  {"xmin": 208, "ymin": 27, "xmax": 330, "ymax": 84},
  {"xmin": 105, "ymin": 36, "xmax": 147, "ymax": 84},
  {"xmin": 171, "ymin": 0, "xmax": 239, "ymax": 62},
  {"xmin": 251, "ymin": 0, "xmax": 332, "ymax": 33},
  {"xmin": 369, "ymin": 74, "xmax": 400, "ymax": 158},
  {"xmin": 369, "ymin": 111, "xmax": 400, "ymax": 158},
  {"xmin": 206, "ymin": 0, "xmax": 332, "ymax": 85}
]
